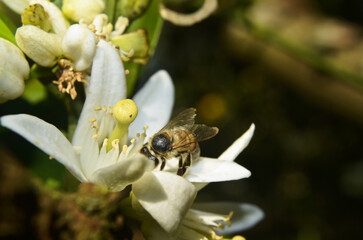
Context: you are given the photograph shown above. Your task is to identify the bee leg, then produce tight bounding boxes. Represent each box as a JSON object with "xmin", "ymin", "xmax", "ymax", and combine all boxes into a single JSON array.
[
  {"xmin": 160, "ymin": 157, "xmax": 166, "ymax": 171},
  {"xmin": 177, "ymin": 153, "xmax": 191, "ymax": 176}
]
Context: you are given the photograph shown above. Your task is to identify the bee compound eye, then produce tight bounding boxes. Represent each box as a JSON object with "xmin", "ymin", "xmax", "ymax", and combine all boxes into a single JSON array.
[{"xmin": 152, "ymin": 134, "xmax": 170, "ymax": 153}]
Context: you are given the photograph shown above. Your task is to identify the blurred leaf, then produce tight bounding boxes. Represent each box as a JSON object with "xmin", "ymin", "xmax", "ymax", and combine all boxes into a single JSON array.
[
  {"xmin": 0, "ymin": 12, "xmax": 16, "ymax": 44},
  {"xmin": 124, "ymin": 0, "xmax": 164, "ymax": 95},
  {"xmin": 22, "ymin": 77, "xmax": 48, "ymax": 104},
  {"xmin": 103, "ymin": 0, "xmax": 116, "ymax": 23}
]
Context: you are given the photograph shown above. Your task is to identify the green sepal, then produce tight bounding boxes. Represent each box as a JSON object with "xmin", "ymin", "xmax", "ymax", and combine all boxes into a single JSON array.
[{"xmin": 0, "ymin": 13, "xmax": 16, "ymax": 44}]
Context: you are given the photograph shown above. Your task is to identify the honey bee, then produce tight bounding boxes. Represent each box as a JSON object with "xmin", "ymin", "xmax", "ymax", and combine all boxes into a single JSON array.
[{"xmin": 140, "ymin": 108, "xmax": 219, "ymax": 176}]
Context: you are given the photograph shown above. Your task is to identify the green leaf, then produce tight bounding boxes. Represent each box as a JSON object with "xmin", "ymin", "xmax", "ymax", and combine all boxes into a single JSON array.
[
  {"xmin": 0, "ymin": 12, "xmax": 16, "ymax": 44},
  {"xmin": 103, "ymin": 0, "xmax": 116, "ymax": 23},
  {"xmin": 124, "ymin": 0, "xmax": 164, "ymax": 95}
]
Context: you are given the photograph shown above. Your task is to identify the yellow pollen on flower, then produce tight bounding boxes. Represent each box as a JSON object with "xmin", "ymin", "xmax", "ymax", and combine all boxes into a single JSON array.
[
  {"xmin": 92, "ymin": 134, "xmax": 99, "ymax": 139},
  {"xmin": 91, "ymin": 125, "xmax": 99, "ymax": 132},
  {"xmin": 102, "ymin": 138, "xmax": 109, "ymax": 148},
  {"xmin": 89, "ymin": 117, "xmax": 96, "ymax": 123},
  {"xmin": 94, "ymin": 107, "xmax": 102, "ymax": 111},
  {"xmin": 102, "ymin": 105, "xmax": 107, "ymax": 112},
  {"xmin": 125, "ymin": 69, "xmax": 130, "ymax": 75},
  {"xmin": 49, "ymin": 156, "xmax": 54, "ymax": 159},
  {"xmin": 143, "ymin": 125, "xmax": 148, "ymax": 130},
  {"xmin": 136, "ymin": 133, "xmax": 140, "ymax": 138},
  {"xmin": 106, "ymin": 99, "xmax": 138, "ymax": 152},
  {"xmin": 130, "ymin": 138, "xmax": 136, "ymax": 144},
  {"xmin": 109, "ymin": 106, "xmax": 113, "ymax": 115},
  {"xmin": 122, "ymin": 145, "xmax": 128, "ymax": 154},
  {"xmin": 112, "ymin": 139, "xmax": 120, "ymax": 150}
]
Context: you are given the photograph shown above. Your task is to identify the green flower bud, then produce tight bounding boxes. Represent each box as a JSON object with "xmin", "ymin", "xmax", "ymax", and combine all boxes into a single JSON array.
[{"xmin": 116, "ymin": 0, "xmax": 151, "ymax": 20}]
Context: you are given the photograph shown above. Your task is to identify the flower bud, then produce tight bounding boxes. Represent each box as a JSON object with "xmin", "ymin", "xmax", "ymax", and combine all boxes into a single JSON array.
[
  {"xmin": 0, "ymin": 38, "xmax": 29, "ymax": 103},
  {"xmin": 62, "ymin": 0, "xmax": 105, "ymax": 22},
  {"xmin": 29, "ymin": 0, "xmax": 69, "ymax": 37},
  {"xmin": 16, "ymin": 25, "xmax": 62, "ymax": 67},
  {"xmin": 116, "ymin": 0, "xmax": 151, "ymax": 20},
  {"xmin": 62, "ymin": 24, "xmax": 97, "ymax": 71}
]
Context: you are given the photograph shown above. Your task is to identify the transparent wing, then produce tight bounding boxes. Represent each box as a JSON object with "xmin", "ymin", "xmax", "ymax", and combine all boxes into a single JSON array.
[
  {"xmin": 161, "ymin": 108, "xmax": 196, "ymax": 130},
  {"xmin": 190, "ymin": 124, "xmax": 219, "ymax": 142}
]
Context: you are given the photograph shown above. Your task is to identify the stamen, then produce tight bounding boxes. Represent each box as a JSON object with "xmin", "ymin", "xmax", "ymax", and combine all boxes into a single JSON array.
[
  {"xmin": 224, "ymin": 211, "xmax": 233, "ymax": 227},
  {"xmin": 125, "ymin": 69, "xmax": 130, "ymax": 75},
  {"xmin": 92, "ymin": 134, "xmax": 99, "ymax": 139},
  {"xmin": 102, "ymin": 105, "xmax": 107, "ymax": 112},
  {"xmin": 109, "ymin": 106, "xmax": 113, "ymax": 115},
  {"xmin": 91, "ymin": 125, "xmax": 99, "ymax": 132},
  {"xmin": 112, "ymin": 139, "xmax": 120, "ymax": 150},
  {"xmin": 143, "ymin": 125, "xmax": 149, "ymax": 131},
  {"xmin": 136, "ymin": 133, "xmax": 140, "ymax": 138},
  {"xmin": 130, "ymin": 138, "xmax": 136, "ymax": 144},
  {"xmin": 211, "ymin": 231, "xmax": 223, "ymax": 240},
  {"xmin": 122, "ymin": 145, "xmax": 128, "ymax": 154},
  {"xmin": 94, "ymin": 106, "xmax": 102, "ymax": 111},
  {"xmin": 89, "ymin": 117, "xmax": 96, "ymax": 123},
  {"xmin": 102, "ymin": 138, "xmax": 109, "ymax": 148},
  {"xmin": 49, "ymin": 156, "xmax": 53, "ymax": 159}
]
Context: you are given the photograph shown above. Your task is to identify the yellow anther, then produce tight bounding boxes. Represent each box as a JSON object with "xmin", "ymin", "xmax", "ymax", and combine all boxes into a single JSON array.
[
  {"xmin": 136, "ymin": 133, "xmax": 140, "ymax": 138},
  {"xmin": 49, "ymin": 156, "xmax": 54, "ymax": 159},
  {"xmin": 94, "ymin": 107, "xmax": 102, "ymax": 111},
  {"xmin": 109, "ymin": 106, "xmax": 113, "ymax": 115},
  {"xmin": 143, "ymin": 125, "xmax": 148, "ymax": 130},
  {"xmin": 224, "ymin": 211, "xmax": 233, "ymax": 227},
  {"xmin": 92, "ymin": 134, "xmax": 99, "ymax": 139},
  {"xmin": 102, "ymin": 138, "xmax": 109, "ymax": 148},
  {"xmin": 130, "ymin": 138, "xmax": 136, "ymax": 144},
  {"xmin": 122, "ymin": 145, "xmax": 128, "ymax": 154},
  {"xmin": 112, "ymin": 139, "xmax": 120, "ymax": 150},
  {"xmin": 91, "ymin": 125, "xmax": 99, "ymax": 131},
  {"xmin": 125, "ymin": 69, "xmax": 130, "ymax": 75},
  {"xmin": 89, "ymin": 117, "xmax": 96, "ymax": 123},
  {"xmin": 106, "ymin": 99, "xmax": 138, "ymax": 152},
  {"xmin": 102, "ymin": 105, "xmax": 107, "ymax": 112},
  {"xmin": 141, "ymin": 133, "xmax": 146, "ymax": 138}
]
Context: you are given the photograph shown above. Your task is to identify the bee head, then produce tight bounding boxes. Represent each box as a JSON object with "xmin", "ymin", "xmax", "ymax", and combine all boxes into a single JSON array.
[{"xmin": 151, "ymin": 133, "xmax": 171, "ymax": 153}]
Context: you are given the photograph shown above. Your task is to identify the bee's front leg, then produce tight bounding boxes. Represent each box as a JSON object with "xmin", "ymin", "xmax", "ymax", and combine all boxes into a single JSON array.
[
  {"xmin": 177, "ymin": 153, "xmax": 191, "ymax": 176},
  {"xmin": 160, "ymin": 157, "xmax": 166, "ymax": 170}
]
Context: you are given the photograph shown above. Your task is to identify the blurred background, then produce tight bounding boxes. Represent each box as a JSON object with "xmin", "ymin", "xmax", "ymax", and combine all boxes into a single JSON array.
[{"xmin": 1, "ymin": 0, "xmax": 363, "ymax": 239}]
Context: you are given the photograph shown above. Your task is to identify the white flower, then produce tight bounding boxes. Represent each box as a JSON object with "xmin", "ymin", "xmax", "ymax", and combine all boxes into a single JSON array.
[
  {"xmin": 0, "ymin": 38, "xmax": 29, "ymax": 103},
  {"xmin": 15, "ymin": 0, "xmax": 97, "ymax": 71},
  {"xmin": 144, "ymin": 202, "xmax": 264, "ymax": 240},
  {"xmin": 62, "ymin": 0, "xmax": 105, "ymax": 22},
  {"xmin": 0, "ymin": 40, "xmax": 192, "ymax": 234},
  {"xmin": 0, "ymin": 40, "xmax": 257, "ymax": 234}
]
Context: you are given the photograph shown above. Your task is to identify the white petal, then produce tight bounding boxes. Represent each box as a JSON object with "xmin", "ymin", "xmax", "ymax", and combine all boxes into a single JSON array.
[
  {"xmin": 133, "ymin": 171, "xmax": 196, "ymax": 233},
  {"xmin": 0, "ymin": 38, "xmax": 29, "ymax": 103},
  {"xmin": 192, "ymin": 202, "xmax": 264, "ymax": 234},
  {"xmin": 219, "ymin": 123, "xmax": 255, "ymax": 161},
  {"xmin": 15, "ymin": 25, "xmax": 62, "ymax": 67},
  {"xmin": 2, "ymin": 0, "xmax": 28, "ymax": 14},
  {"xmin": 185, "ymin": 157, "xmax": 251, "ymax": 183},
  {"xmin": 62, "ymin": 24, "xmax": 97, "ymax": 71},
  {"xmin": 72, "ymin": 40, "xmax": 126, "ymax": 146},
  {"xmin": 91, "ymin": 153, "xmax": 154, "ymax": 192},
  {"xmin": 129, "ymin": 70, "xmax": 174, "ymax": 139},
  {"xmin": 0, "ymin": 114, "xmax": 86, "ymax": 181}
]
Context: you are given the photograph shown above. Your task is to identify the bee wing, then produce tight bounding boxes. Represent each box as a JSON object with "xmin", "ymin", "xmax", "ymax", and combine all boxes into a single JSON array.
[
  {"xmin": 161, "ymin": 108, "xmax": 197, "ymax": 131},
  {"xmin": 190, "ymin": 124, "xmax": 219, "ymax": 142}
]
